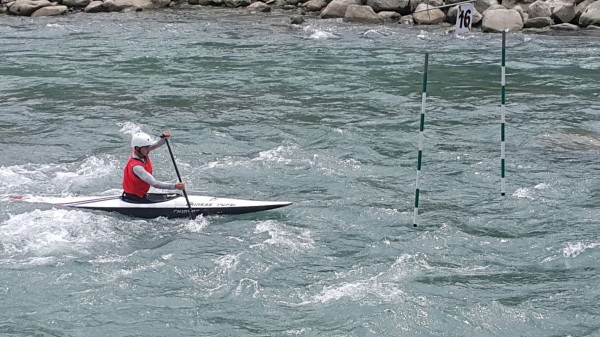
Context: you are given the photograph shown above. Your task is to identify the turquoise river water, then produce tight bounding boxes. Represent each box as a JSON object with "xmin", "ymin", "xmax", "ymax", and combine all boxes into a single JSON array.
[{"xmin": 0, "ymin": 8, "xmax": 599, "ymax": 336}]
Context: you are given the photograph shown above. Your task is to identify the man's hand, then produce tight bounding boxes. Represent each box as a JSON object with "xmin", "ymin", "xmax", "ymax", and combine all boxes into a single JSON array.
[
  {"xmin": 161, "ymin": 130, "xmax": 171, "ymax": 139},
  {"xmin": 175, "ymin": 182, "xmax": 185, "ymax": 190}
]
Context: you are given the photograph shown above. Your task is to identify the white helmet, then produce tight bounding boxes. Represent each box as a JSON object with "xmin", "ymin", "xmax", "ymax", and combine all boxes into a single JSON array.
[{"xmin": 131, "ymin": 132, "xmax": 154, "ymax": 148}]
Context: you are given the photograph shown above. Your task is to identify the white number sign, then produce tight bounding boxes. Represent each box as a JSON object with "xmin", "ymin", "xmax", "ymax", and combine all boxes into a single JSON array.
[{"xmin": 455, "ymin": 3, "xmax": 474, "ymax": 34}]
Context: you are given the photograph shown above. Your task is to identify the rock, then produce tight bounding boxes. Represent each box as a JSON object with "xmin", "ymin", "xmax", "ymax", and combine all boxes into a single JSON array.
[
  {"xmin": 223, "ymin": 0, "xmax": 250, "ymax": 7},
  {"xmin": 528, "ymin": 0, "xmax": 551, "ymax": 17},
  {"xmin": 482, "ymin": 8, "xmax": 524, "ymax": 31},
  {"xmin": 304, "ymin": 0, "xmax": 325, "ymax": 10},
  {"xmin": 524, "ymin": 16, "xmax": 554, "ymax": 27},
  {"xmin": 61, "ymin": 0, "xmax": 89, "ymax": 6},
  {"xmin": 31, "ymin": 3, "xmax": 66, "ymax": 15},
  {"xmin": 413, "ymin": 3, "xmax": 445, "ymax": 24},
  {"xmin": 513, "ymin": 5, "xmax": 527, "ymax": 21},
  {"xmin": 343, "ymin": 4, "xmax": 383, "ymax": 23},
  {"xmin": 290, "ymin": 14, "xmax": 304, "ymax": 23},
  {"xmin": 84, "ymin": 0, "xmax": 104, "ymax": 11},
  {"xmin": 552, "ymin": 1, "xmax": 576, "ymax": 23},
  {"xmin": 483, "ymin": 4, "xmax": 506, "ymax": 14},
  {"xmin": 474, "ymin": 0, "xmax": 499, "ymax": 14},
  {"xmin": 8, "ymin": 0, "xmax": 52, "ymax": 15},
  {"xmin": 400, "ymin": 13, "xmax": 413, "ymax": 23},
  {"xmin": 377, "ymin": 10, "xmax": 400, "ymax": 21},
  {"xmin": 365, "ymin": 0, "xmax": 409, "ymax": 13},
  {"xmin": 188, "ymin": 0, "xmax": 213, "ymax": 4},
  {"xmin": 320, "ymin": 0, "xmax": 361, "ymax": 18},
  {"xmin": 409, "ymin": 0, "xmax": 442, "ymax": 12},
  {"xmin": 550, "ymin": 22, "xmax": 579, "ymax": 29},
  {"xmin": 247, "ymin": 0, "xmax": 270, "ymax": 10},
  {"xmin": 579, "ymin": 0, "xmax": 600, "ymax": 26},
  {"xmin": 103, "ymin": 0, "xmax": 165, "ymax": 11}
]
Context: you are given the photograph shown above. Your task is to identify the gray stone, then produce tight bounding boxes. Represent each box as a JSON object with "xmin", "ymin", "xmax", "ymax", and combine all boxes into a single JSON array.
[
  {"xmin": 31, "ymin": 3, "xmax": 66, "ymax": 15},
  {"xmin": 320, "ymin": 0, "xmax": 361, "ymax": 18},
  {"xmin": 482, "ymin": 8, "xmax": 524, "ymax": 32},
  {"xmin": 524, "ymin": 16, "xmax": 554, "ymax": 27},
  {"xmin": 84, "ymin": 0, "xmax": 104, "ymax": 11},
  {"xmin": 413, "ymin": 3, "xmax": 445, "ymax": 24},
  {"xmin": 8, "ymin": 0, "xmax": 52, "ymax": 15},
  {"xmin": 579, "ymin": 0, "xmax": 600, "ymax": 26},
  {"xmin": 343, "ymin": 4, "xmax": 383, "ymax": 23}
]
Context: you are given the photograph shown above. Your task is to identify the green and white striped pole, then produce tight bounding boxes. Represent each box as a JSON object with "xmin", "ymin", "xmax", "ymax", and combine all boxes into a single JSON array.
[
  {"xmin": 500, "ymin": 31, "xmax": 506, "ymax": 196},
  {"xmin": 413, "ymin": 52, "xmax": 429, "ymax": 227}
]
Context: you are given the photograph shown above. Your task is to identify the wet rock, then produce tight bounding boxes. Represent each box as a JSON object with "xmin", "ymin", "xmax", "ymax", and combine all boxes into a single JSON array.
[
  {"xmin": 482, "ymin": 8, "xmax": 524, "ymax": 32},
  {"xmin": 320, "ymin": 0, "xmax": 361, "ymax": 19},
  {"xmin": 413, "ymin": 3, "xmax": 445, "ymax": 24},
  {"xmin": 8, "ymin": 0, "xmax": 52, "ymax": 15},
  {"xmin": 524, "ymin": 16, "xmax": 554, "ymax": 27},
  {"xmin": 579, "ymin": 0, "xmax": 600, "ymax": 26},
  {"xmin": 343, "ymin": 4, "xmax": 383, "ymax": 23}
]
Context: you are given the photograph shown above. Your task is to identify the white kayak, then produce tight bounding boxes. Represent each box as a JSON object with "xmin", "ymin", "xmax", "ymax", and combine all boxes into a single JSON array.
[{"xmin": 10, "ymin": 193, "xmax": 292, "ymax": 219}]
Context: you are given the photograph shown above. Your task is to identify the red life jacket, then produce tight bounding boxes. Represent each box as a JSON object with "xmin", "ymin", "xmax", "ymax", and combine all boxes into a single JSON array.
[{"xmin": 122, "ymin": 150, "xmax": 153, "ymax": 198}]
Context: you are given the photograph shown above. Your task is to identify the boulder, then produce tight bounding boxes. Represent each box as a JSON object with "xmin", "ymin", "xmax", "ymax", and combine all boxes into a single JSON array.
[
  {"xmin": 365, "ymin": 0, "xmax": 409, "ymax": 13},
  {"xmin": 8, "ymin": 0, "xmax": 51, "ymax": 15},
  {"xmin": 551, "ymin": 1, "xmax": 576, "ymax": 23},
  {"xmin": 188, "ymin": 0, "xmax": 213, "ymax": 4},
  {"xmin": 377, "ymin": 10, "xmax": 401, "ymax": 21},
  {"xmin": 223, "ymin": 0, "xmax": 250, "ymax": 7},
  {"xmin": 549, "ymin": 22, "xmax": 579, "ymax": 29},
  {"xmin": 409, "ymin": 0, "xmax": 443, "ymax": 12},
  {"xmin": 31, "ymin": 3, "xmax": 66, "ymax": 15},
  {"xmin": 524, "ymin": 16, "xmax": 554, "ymax": 26},
  {"xmin": 400, "ymin": 13, "xmax": 413, "ymax": 23},
  {"xmin": 413, "ymin": 3, "xmax": 445, "ymax": 24},
  {"xmin": 320, "ymin": 0, "xmax": 361, "ymax": 18},
  {"xmin": 246, "ymin": 0, "xmax": 270, "ymax": 11},
  {"xmin": 474, "ymin": 0, "xmax": 499, "ymax": 14},
  {"xmin": 482, "ymin": 8, "xmax": 524, "ymax": 31},
  {"xmin": 579, "ymin": 0, "xmax": 600, "ymax": 26},
  {"xmin": 528, "ymin": 0, "xmax": 551, "ymax": 17},
  {"xmin": 84, "ymin": 0, "xmax": 104, "ymax": 11},
  {"xmin": 304, "ymin": 0, "xmax": 326, "ymax": 11},
  {"xmin": 344, "ymin": 4, "xmax": 384, "ymax": 23},
  {"xmin": 61, "ymin": 0, "xmax": 89, "ymax": 6}
]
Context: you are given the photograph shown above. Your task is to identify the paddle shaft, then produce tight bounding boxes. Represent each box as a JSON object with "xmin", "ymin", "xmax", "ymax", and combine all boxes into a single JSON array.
[{"xmin": 163, "ymin": 137, "xmax": 194, "ymax": 219}]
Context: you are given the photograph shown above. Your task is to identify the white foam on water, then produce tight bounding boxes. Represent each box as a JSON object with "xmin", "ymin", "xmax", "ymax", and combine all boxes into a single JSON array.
[
  {"xmin": 0, "ymin": 155, "xmax": 120, "ymax": 195},
  {"xmin": 562, "ymin": 241, "xmax": 600, "ymax": 258},
  {"xmin": 252, "ymin": 145, "xmax": 297, "ymax": 165},
  {"xmin": 0, "ymin": 208, "xmax": 120, "ymax": 261},
  {"xmin": 180, "ymin": 215, "xmax": 209, "ymax": 233},
  {"xmin": 235, "ymin": 278, "xmax": 261, "ymax": 298},
  {"xmin": 251, "ymin": 220, "xmax": 314, "ymax": 252},
  {"xmin": 303, "ymin": 25, "xmax": 339, "ymax": 40},
  {"xmin": 214, "ymin": 253, "xmax": 239, "ymax": 270},
  {"xmin": 309, "ymin": 274, "xmax": 406, "ymax": 304},
  {"xmin": 298, "ymin": 253, "xmax": 423, "ymax": 306},
  {"xmin": 117, "ymin": 121, "xmax": 142, "ymax": 135},
  {"xmin": 512, "ymin": 187, "xmax": 534, "ymax": 200}
]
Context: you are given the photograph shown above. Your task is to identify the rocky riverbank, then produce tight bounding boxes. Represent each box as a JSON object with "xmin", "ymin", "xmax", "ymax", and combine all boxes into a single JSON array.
[{"xmin": 2, "ymin": 0, "xmax": 600, "ymax": 33}]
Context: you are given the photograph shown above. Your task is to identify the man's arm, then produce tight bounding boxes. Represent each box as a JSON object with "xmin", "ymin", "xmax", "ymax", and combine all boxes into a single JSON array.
[{"xmin": 132, "ymin": 165, "xmax": 176, "ymax": 190}]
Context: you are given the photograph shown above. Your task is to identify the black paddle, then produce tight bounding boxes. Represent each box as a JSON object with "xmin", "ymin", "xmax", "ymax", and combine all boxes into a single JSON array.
[{"xmin": 163, "ymin": 136, "xmax": 194, "ymax": 219}]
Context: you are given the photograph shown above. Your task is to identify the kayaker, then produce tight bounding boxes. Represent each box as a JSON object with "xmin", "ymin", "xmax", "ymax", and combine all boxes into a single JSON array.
[{"xmin": 121, "ymin": 130, "xmax": 185, "ymax": 203}]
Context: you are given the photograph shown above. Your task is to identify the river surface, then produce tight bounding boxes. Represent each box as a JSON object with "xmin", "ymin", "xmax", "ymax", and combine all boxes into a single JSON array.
[{"xmin": 1, "ymin": 8, "xmax": 599, "ymax": 336}]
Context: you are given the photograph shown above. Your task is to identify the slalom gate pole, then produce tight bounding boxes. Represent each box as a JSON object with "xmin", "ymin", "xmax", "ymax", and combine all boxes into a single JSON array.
[
  {"xmin": 413, "ymin": 52, "xmax": 429, "ymax": 227},
  {"xmin": 501, "ymin": 31, "xmax": 506, "ymax": 196}
]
